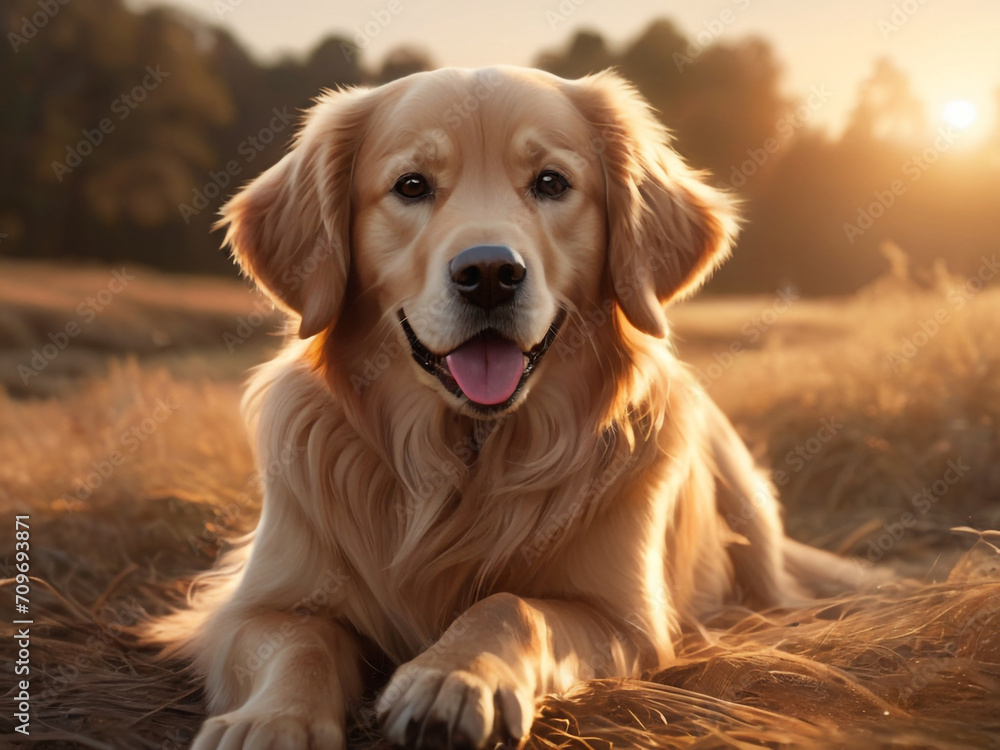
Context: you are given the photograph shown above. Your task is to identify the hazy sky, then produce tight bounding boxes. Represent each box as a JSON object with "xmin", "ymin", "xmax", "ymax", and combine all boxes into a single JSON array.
[{"xmin": 132, "ymin": 0, "xmax": 1000, "ymax": 141}]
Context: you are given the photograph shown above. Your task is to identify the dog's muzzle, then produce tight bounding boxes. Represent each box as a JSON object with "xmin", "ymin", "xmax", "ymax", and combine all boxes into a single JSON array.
[{"xmin": 399, "ymin": 309, "xmax": 566, "ymax": 413}]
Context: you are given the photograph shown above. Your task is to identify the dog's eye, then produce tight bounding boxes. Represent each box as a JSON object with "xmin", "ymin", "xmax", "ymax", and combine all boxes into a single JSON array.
[
  {"xmin": 533, "ymin": 170, "xmax": 570, "ymax": 199},
  {"xmin": 393, "ymin": 173, "xmax": 433, "ymax": 200}
]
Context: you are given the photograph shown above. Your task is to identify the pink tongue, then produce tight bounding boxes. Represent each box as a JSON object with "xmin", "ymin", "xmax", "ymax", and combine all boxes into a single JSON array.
[{"xmin": 445, "ymin": 335, "xmax": 526, "ymax": 405}]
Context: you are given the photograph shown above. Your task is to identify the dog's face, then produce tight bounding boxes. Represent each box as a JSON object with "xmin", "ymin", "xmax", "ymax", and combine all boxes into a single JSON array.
[
  {"xmin": 351, "ymin": 69, "xmax": 605, "ymax": 413},
  {"xmin": 220, "ymin": 67, "xmax": 738, "ymax": 417}
]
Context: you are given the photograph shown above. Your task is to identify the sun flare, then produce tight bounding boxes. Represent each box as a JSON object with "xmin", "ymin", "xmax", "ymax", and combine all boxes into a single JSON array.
[{"xmin": 943, "ymin": 100, "xmax": 978, "ymax": 129}]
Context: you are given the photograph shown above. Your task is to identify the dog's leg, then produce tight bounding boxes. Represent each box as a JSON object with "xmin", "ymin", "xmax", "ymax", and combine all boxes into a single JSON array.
[
  {"xmin": 704, "ymin": 394, "xmax": 877, "ymax": 601},
  {"xmin": 190, "ymin": 609, "xmax": 362, "ymax": 750},
  {"xmin": 707, "ymin": 404, "xmax": 798, "ymax": 607},
  {"xmin": 377, "ymin": 592, "xmax": 649, "ymax": 750}
]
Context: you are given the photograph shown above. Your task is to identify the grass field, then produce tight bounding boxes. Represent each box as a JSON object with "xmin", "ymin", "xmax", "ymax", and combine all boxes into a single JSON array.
[{"xmin": 1, "ymin": 258, "xmax": 999, "ymax": 748}]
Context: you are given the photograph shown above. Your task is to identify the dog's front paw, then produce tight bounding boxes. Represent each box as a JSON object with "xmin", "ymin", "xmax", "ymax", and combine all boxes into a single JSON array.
[
  {"xmin": 191, "ymin": 707, "xmax": 345, "ymax": 750},
  {"xmin": 376, "ymin": 654, "xmax": 533, "ymax": 749}
]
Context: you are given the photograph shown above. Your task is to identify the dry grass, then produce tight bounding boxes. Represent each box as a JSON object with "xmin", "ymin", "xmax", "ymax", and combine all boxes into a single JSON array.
[
  {"xmin": 0, "ymin": 259, "xmax": 282, "ymax": 398},
  {"xmin": 1, "ymin": 260, "xmax": 999, "ymax": 748}
]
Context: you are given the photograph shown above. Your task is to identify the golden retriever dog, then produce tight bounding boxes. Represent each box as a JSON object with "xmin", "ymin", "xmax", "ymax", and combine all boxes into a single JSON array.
[{"xmin": 155, "ymin": 66, "xmax": 864, "ymax": 750}]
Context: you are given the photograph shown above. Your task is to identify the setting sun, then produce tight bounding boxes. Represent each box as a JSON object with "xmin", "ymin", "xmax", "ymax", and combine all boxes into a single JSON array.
[{"xmin": 943, "ymin": 99, "xmax": 979, "ymax": 129}]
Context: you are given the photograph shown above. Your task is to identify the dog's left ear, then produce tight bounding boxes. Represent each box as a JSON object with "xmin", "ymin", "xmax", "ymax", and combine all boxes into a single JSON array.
[
  {"xmin": 217, "ymin": 87, "xmax": 381, "ymax": 339},
  {"xmin": 565, "ymin": 71, "xmax": 740, "ymax": 338}
]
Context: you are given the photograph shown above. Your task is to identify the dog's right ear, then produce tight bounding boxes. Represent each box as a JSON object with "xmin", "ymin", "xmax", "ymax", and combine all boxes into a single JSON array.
[
  {"xmin": 217, "ymin": 87, "xmax": 380, "ymax": 339},
  {"xmin": 563, "ymin": 71, "xmax": 739, "ymax": 339}
]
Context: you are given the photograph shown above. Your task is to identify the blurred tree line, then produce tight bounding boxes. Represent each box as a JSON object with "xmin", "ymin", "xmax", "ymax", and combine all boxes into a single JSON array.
[{"xmin": 1, "ymin": 0, "xmax": 998, "ymax": 293}]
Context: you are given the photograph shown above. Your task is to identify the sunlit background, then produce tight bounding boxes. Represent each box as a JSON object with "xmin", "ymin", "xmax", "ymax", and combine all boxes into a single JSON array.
[
  {"xmin": 4, "ymin": 5, "xmax": 1000, "ymax": 747},
  {"xmin": 136, "ymin": 0, "xmax": 1000, "ymax": 142},
  {"xmin": 2, "ymin": 0, "xmax": 999, "ymax": 293}
]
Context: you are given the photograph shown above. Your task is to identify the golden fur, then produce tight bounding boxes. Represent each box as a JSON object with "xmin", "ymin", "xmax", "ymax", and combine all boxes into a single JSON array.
[{"xmin": 152, "ymin": 66, "xmax": 866, "ymax": 750}]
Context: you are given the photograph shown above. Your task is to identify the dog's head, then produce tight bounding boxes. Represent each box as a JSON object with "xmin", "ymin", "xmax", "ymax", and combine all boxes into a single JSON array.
[{"xmin": 220, "ymin": 67, "xmax": 737, "ymax": 417}]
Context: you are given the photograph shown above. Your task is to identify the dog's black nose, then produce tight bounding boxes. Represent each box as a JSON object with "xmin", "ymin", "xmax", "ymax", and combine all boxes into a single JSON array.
[{"xmin": 449, "ymin": 245, "xmax": 526, "ymax": 310}]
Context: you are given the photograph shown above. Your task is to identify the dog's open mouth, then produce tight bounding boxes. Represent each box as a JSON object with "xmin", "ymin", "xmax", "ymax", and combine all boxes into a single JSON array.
[{"xmin": 398, "ymin": 309, "xmax": 566, "ymax": 411}]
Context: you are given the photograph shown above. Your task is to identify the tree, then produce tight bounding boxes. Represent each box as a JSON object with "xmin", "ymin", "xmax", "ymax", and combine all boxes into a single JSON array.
[
  {"xmin": 843, "ymin": 58, "xmax": 926, "ymax": 145},
  {"xmin": 373, "ymin": 47, "xmax": 434, "ymax": 85},
  {"xmin": 1, "ymin": 0, "xmax": 234, "ymax": 269},
  {"xmin": 537, "ymin": 21, "xmax": 791, "ymax": 179},
  {"xmin": 667, "ymin": 37, "xmax": 791, "ymax": 180},
  {"xmin": 536, "ymin": 30, "xmax": 613, "ymax": 80}
]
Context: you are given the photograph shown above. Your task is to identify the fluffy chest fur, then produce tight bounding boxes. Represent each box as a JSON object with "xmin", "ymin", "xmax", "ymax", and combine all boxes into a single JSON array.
[{"xmin": 242, "ymin": 336, "xmax": 696, "ymax": 661}]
